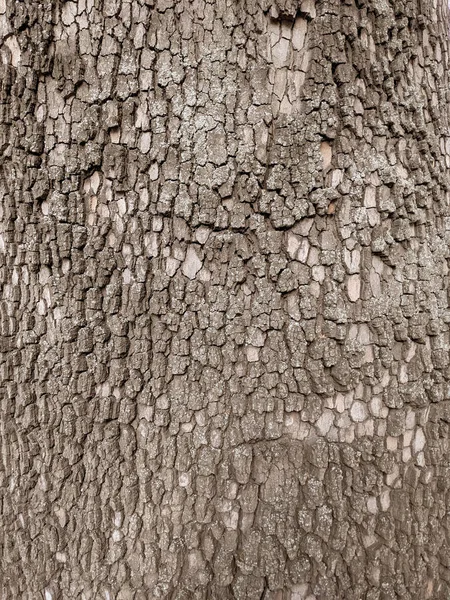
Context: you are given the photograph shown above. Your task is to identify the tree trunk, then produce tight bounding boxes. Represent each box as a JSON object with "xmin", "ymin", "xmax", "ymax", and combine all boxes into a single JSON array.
[{"xmin": 1, "ymin": 0, "xmax": 450, "ymax": 598}]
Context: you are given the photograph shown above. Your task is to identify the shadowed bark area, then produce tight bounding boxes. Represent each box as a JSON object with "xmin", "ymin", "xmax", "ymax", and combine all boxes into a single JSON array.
[{"xmin": 1, "ymin": 0, "xmax": 450, "ymax": 598}]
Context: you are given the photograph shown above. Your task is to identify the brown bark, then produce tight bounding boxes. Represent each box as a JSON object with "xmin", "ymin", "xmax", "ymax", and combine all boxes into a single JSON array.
[{"xmin": 1, "ymin": 0, "xmax": 450, "ymax": 598}]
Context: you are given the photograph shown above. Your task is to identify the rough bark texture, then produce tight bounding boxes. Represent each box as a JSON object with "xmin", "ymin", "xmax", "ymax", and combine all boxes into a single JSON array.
[{"xmin": 1, "ymin": 0, "xmax": 450, "ymax": 598}]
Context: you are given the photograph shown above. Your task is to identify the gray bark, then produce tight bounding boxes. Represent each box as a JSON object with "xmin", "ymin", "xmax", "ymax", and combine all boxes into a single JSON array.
[{"xmin": 1, "ymin": 0, "xmax": 450, "ymax": 598}]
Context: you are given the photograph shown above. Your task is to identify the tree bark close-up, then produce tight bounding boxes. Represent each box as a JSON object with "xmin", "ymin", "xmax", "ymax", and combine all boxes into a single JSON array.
[{"xmin": 1, "ymin": 0, "xmax": 450, "ymax": 598}]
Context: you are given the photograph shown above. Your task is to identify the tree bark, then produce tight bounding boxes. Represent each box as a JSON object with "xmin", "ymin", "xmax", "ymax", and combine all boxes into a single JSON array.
[{"xmin": 1, "ymin": 0, "xmax": 450, "ymax": 598}]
